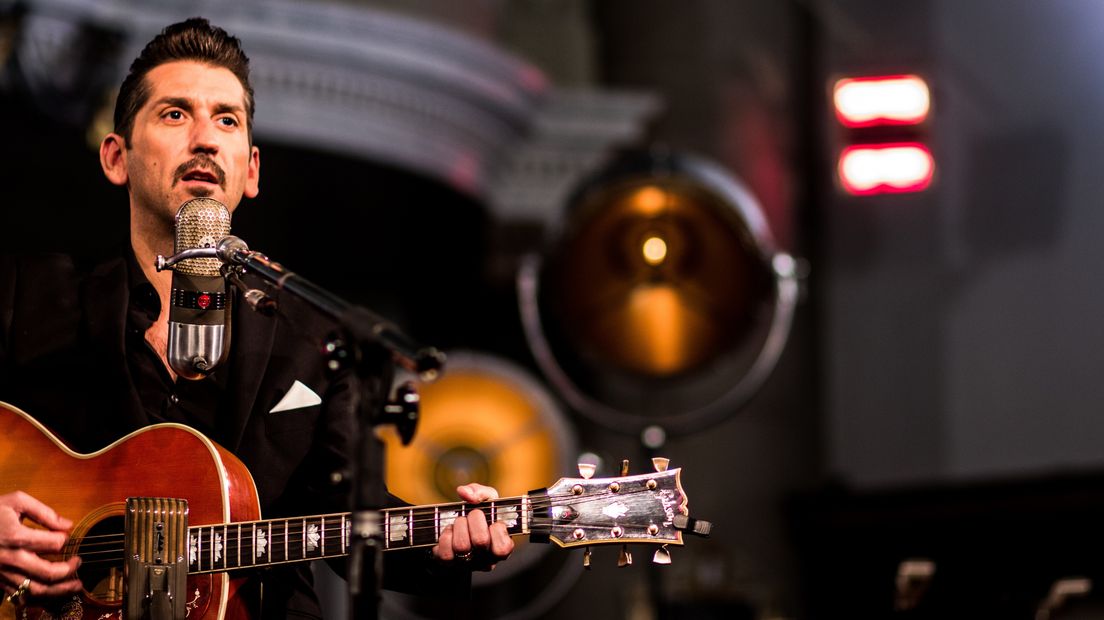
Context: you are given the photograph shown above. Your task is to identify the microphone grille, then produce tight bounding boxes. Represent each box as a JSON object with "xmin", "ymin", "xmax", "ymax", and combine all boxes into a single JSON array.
[{"xmin": 174, "ymin": 198, "xmax": 231, "ymax": 277}]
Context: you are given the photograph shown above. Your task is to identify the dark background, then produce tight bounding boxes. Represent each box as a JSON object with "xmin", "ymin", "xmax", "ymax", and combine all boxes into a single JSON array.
[{"xmin": 6, "ymin": 0, "xmax": 1104, "ymax": 617}]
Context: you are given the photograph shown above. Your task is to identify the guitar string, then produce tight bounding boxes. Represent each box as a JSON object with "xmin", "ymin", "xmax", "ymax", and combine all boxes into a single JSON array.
[
  {"xmin": 72, "ymin": 513, "xmax": 673, "ymax": 567},
  {"xmin": 66, "ymin": 487, "xmax": 665, "ymax": 547},
  {"xmin": 68, "ymin": 492, "xmax": 677, "ymax": 566},
  {"xmin": 75, "ymin": 487, "xmax": 662, "ymax": 544}
]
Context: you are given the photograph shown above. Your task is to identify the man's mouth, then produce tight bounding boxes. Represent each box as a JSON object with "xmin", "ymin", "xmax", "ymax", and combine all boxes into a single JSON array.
[
  {"xmin": 173, "ymin": 156, "xmax": 227, "ymax": 189},
  {"xmin": 181, "ymin": 169, "xmax": 220, "ymax": 184}
]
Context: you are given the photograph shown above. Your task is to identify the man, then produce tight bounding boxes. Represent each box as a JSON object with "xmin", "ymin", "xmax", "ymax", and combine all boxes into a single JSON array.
[{"xmin": 0, "ymin": 17, "xmax": 512, "ymax": 617}]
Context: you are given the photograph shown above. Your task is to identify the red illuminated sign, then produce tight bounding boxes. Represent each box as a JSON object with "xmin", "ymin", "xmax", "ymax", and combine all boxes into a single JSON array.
[{"xmin": 833, "ymin": 74, "xmax": 930, "ymax": 128}]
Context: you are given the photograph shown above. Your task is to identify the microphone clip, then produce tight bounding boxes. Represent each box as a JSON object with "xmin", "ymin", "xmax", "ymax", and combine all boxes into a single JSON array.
[{"xmin": 222, "ymin": 264, "xmax": 278, "ymax": 317}]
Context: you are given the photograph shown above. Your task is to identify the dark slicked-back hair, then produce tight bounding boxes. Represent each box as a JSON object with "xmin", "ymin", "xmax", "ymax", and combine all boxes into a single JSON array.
[{"xmin": 114, "ymin": 17, "xmax": 254, "ymax": 143}]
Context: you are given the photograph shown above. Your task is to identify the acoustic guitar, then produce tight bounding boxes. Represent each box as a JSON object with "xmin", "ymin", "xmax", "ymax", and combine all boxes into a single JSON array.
[{"xmin": 0, "ymin": 402, "xmax": 706, "ymax": 619}]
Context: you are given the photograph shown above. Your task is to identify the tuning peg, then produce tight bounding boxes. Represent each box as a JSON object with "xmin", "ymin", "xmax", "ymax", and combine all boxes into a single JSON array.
[
  {"xmin": 577, "ymin": 463, "xmax": 596, "ymax": 479},
  {"xmin": 620, "ymin": 459, "xmax": 630, "ymax": 476},
  {"xmin": 583, "ymin": 546, "xmax": 592, "ymax": 569},
  {"xmin": 652, "ymin": 457, "xmax": 670, "ymax": 472},
  {"xmin": 618, "ymin": 545, "xmax": 632, "ymax": 567},
  {"xmin": 653, "ymin": 545, "xmax": 672, "ymax": 565}
]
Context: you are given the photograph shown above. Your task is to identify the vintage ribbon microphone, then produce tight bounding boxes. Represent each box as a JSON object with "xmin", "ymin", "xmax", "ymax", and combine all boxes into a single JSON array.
[{"xmin": 167, "ymin": 198, "xmax": 232, "ymax": 379}]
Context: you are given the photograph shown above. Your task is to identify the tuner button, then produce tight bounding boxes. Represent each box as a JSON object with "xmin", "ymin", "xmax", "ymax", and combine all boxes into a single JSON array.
[
  {"xmin": 577, "ymin": 463, "xmax": 596, "ymax": 479},
  {"xmin": 572, "ymin": 484, "xmax": 584, "ymax": 495},
  {"xmin": 583, "ymin": 547, "xmax": 592, "ymax": 570},
  {"xmin": 647, "ymin": 524, "xmax": 659, "ymax": 536},
  {"xmin": 611, "ymin": 526, "xmax": 624, "ymax": 538},
  {"xmin": 653, "ymin": 545, "xmax": 672, "ymax": 565},
  {"xmin": 609, "ymin": 482, "xmax": 620, "ymax": 493},
  {"xmin": 618, "ymin": 545, "xmax": 632, "ymax": 567},
  {"xmin": 573, "ymin": 528, "xmax": 585, "ymax": 540},
  {"xmin": 652, "ymin": 457, "xmax": 670, "ymax": 472},
  {"xmin": 620, "ymin": 459, "xmax": 630, "ymax": 476}
]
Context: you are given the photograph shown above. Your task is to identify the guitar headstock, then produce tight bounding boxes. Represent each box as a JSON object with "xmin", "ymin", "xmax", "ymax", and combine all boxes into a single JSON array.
[{"xmin": 531, "ymin": 458, "xmax": 708, "ymax": 564}]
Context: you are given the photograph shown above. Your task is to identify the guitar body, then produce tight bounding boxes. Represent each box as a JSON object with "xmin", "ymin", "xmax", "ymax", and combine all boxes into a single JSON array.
[{"xmin": 0, "ymin": 402, "xmax": 261, "ymax": 620}]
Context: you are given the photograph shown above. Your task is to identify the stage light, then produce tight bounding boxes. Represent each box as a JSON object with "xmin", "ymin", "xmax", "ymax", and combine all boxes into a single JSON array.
[
  {"xmin": 833, "ymin": 74, "xmax": 930, "ymax": 128},
  {"xmin": 838, "ymin": 142, "xmax": 934, "ymax": 195},
  {"xmin": 519, "ymin": 150, "xmax": 798, "ymax": 434},
  {"xmin": 380, "ymin": 351, "xmax": 576, "ymax": 583}
]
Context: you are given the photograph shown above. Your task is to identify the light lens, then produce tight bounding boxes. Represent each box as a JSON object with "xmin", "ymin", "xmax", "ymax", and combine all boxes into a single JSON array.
[{"xmin": 642, "ymin": 236, "xmax": 668, "ymax": 266}]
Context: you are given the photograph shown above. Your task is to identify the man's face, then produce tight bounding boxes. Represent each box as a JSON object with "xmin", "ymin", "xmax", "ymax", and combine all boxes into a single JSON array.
[{"xmin": 113, "ymin": 60, "xmax": 260, "ymax": 223}]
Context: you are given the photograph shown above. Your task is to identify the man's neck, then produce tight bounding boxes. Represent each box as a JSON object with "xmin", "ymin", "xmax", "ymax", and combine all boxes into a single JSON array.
[{"xmin": 131, "ymin": 228, "xmax": 173, "ymax": 299}]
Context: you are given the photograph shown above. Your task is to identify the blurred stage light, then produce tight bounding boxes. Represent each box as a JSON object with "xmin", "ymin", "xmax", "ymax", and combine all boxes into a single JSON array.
[
  {"xmin": 380, "ymin": 350, "xmax": 576, "ymax": 583},
  {"xmin": 838, "ymin": 142, "xmax": 935, "ymax": 195},
  {"xmin": 519, "ymin": 151, "xmax": 798, "ymax": 435},
  {"xmin": 833, "ymin": 74, "xmax": 930, "ymax": 128}
]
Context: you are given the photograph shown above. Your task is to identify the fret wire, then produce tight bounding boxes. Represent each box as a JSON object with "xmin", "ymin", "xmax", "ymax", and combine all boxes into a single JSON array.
[
  {"xmin": 408, "ymin": 508, "xmax": 414, "ymax": 547},
  {"xmin": 434, "ymin": 506, "xmax": 439, "ymax": 542},
  {"xmin": 208, "ymin": 526, "xmax": 214, "ymax": 570},
  {"xmin": 521, "ymin": 495, "xmax": 529, "ymax": 534},
  {"xmin": 491, "ymin": 501, "xmax": 496, "ymax": 524},
  {"xmin": 301, "ymin": 518, "xmax": 306, "ymax": 559},
  {"xmin": 321, "ymin": 517, "xmax": 326, "ymax": 556},
  {"xmin": 251, "ymin": 523, "xmax": 257, "ymax": 566},
  {"xmin": 341, "ymin": 514, "xmax": 346, "ymax": 554},
  {"xmin": 267, "ymin": 521, "xmax": 272, "ymax": 565},
  {"xmin": 284, "ymin": 519, "xmax": 289, "ymax": 562},
  {"xmin": 236, "ymin": 523, "xmax": 241, "ymax": 568},
  {"xmin": 223, "ymin": 524, "xmax": 228, "ymax": 569}
]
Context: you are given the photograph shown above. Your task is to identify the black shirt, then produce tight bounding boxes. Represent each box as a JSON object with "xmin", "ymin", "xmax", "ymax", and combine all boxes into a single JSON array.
[{"xmin": 123, "ymin": 249, "xmax": 225, "ymax": 440}]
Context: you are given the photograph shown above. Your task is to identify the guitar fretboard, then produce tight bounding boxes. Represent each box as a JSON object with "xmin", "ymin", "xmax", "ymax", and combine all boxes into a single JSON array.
[{"xmin": 187, "ymin": 497, "xmax": 531, "ymax": 574}]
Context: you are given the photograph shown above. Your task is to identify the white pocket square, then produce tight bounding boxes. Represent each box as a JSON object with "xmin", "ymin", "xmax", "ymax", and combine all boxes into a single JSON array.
[{"xmin": 269, "ymin": 380, "xmax": 322, "ymax": 413}]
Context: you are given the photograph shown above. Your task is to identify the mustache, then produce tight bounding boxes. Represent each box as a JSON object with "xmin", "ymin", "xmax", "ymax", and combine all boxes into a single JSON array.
[{"xmin": 172, "ymin": 155, "xmax": 227, "ymax": 188}]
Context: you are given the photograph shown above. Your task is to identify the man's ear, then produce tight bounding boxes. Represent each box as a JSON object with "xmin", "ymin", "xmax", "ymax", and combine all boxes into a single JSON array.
[
  {"xmin": 100, "ymin": 133, "xmax": 128, "ymax": 187},
  {"xmin": 243, "ymin": 145, "xmax": 260, "ymax": 199}
]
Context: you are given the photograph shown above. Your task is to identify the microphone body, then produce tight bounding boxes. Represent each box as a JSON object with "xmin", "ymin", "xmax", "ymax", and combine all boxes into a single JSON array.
[{"xmin": 168, "ymin": 198, "xmax": 231, "ymax": 379}]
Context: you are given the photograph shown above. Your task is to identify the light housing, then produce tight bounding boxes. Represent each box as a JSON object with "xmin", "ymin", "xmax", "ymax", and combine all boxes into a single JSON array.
[{"xmin": 519, "ymin": 151, "xmax": 798, "ymax": 435}]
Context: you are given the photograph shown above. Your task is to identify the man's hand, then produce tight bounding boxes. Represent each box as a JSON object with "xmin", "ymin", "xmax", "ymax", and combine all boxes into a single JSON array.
[
  {"xmin": 0, "ymin": 491, "xmax": 81, "ymax": 603},
  {"xmin": 431, "ymin": 483, "xmax": 513, "ymax": 571}
]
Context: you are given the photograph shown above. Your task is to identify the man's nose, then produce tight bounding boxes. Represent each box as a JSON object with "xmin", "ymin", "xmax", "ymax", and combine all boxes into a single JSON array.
[{"xmin": 190, "ymin": 117, "xmax": 219, "ymax": 154}]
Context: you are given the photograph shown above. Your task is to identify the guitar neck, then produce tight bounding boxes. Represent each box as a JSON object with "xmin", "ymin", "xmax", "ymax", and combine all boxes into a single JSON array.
[{"xmin": 187, "ymin": 496, "xmax": 531, "ymax": 574}]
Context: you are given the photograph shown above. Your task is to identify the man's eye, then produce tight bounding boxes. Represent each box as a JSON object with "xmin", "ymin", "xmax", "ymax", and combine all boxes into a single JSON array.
[
  {"xmin": 218, "ymin": 116, "xmax": 238, "ymax": 127},
  {"xmin": 164, "ymin": 110, "xmax": 183, "ymax": 120}
]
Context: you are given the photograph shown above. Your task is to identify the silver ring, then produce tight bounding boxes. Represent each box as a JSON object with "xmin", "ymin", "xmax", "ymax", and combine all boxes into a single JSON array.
[
  {"xmin": 5, "ymin": 578, "xmax": 30, "ymax": 606},
  {"xmin": 455, "ymin": 551, "xmax": 472, "ymax": 562}
]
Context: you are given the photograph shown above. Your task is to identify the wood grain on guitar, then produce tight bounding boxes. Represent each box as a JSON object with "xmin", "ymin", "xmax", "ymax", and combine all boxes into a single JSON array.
[{"xmin": 0, "ymin": 402, "xmax": 709, "ymax": 620}]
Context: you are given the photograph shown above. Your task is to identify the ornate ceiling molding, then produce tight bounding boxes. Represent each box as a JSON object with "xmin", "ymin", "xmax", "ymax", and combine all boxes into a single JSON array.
[
  {"xmin": 13, "ymin": 0, "xmax": 547, "ymax": 196},
  {"xmin": 10, "ymin": 0, "xmax": 659, "ymax": 209}
]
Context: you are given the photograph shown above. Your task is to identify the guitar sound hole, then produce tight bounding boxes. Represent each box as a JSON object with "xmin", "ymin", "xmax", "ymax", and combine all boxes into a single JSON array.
[{"xmin": 76, "ymin": 515, "xmax": 125, "ymax": 603}]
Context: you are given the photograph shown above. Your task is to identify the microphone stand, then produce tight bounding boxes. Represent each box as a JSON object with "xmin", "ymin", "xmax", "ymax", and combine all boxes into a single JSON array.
[{"xmin": 157, "ymin": 238, "xmax": 444, "ymax": 620}]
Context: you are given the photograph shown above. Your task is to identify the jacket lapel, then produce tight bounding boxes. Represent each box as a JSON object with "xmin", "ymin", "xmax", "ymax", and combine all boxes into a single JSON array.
[
  {"xmin": 220, "ymin": 290, "xmax": 278, "ymax": 451},
  {"xmin": 79, "ymin": 255, "xmax": 149, "ymax": 437}
]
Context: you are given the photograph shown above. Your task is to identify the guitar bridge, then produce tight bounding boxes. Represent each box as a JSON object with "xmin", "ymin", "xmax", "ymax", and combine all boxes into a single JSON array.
[{"xmin": 125, "ymin": 497, "xmax": 189, "ymax": 620}]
